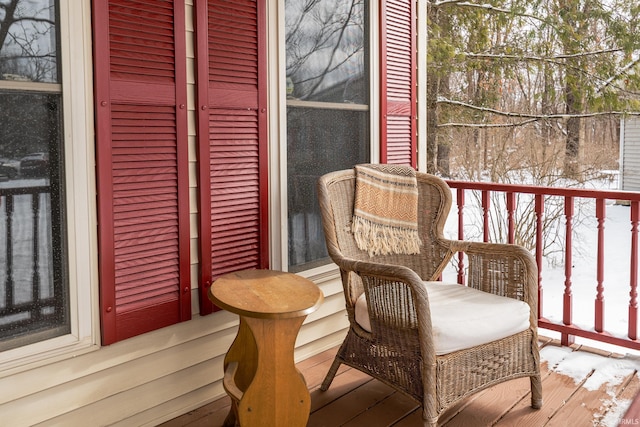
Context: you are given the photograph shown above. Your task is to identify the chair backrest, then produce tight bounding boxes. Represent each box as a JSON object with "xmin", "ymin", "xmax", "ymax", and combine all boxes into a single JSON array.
[{"xmin": 317, "ymin": 168, "xmax": 454, "ymax": 303}]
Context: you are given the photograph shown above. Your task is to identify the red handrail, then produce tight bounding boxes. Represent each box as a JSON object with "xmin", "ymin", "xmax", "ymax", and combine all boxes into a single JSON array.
[{"xmin": 446, "ymin": 179, "xmax": 640, "ymax": 351}]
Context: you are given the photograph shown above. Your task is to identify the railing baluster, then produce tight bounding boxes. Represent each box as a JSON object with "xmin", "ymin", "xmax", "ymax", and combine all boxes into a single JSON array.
[
  {"xmin": 0, "ymin": 186, "xmax": 51, "ymax": 332},
  {"xmin": 595, "ymin": 199, "xmax": 605, "ymax": 332},
  {"xmin": 482, "ymin": 190, "xmax": 490, "ymax": 242},
  {"xmin": 629, "ymin": 201, "xmax": 639, "ymax": 341},
  {"xmin": 535, "ymin": 194, "xmax": 544, "ymax": 319},
  {"xmin": 457, "ymin": 188, "xmax": 465, "ymax": 285},
  {"xmin": 5, "ymin": 195, "xmax": 13, "ymax": 311},
  {"xmin": 563, "ymin": 196, "xmax": 575, "ymax": 346},
  {"xmin": 32, "ymin": 194, "xmax": 41, "ymax": 322},
  {"xmin": 506, "ymin": 192, "xmax": 515, "ymax": 244}
]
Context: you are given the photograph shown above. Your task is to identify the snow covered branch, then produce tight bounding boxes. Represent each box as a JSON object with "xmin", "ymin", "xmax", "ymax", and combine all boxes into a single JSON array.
[
  {"xmin": 432, "ymin": 0, "xmax": 548, "ymax": 24},
  {"xmin": 596, "ymin": 54, "xmax": 640, "ymax": 94},
  {"xmin": 465, "ymin": 49, "xmax": 623, "ymax": 63},
  {"xmin": 437, "ymin": 97, "xmax": 640, "ymax": 128},
  {"xmin": 438, "ymin": 119, "xmax": 539, "ymax": 128}
]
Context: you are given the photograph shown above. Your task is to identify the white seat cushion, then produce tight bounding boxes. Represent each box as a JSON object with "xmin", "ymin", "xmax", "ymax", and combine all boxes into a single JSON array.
[{"xmin": 354, "ymin": 281, "xmax": 530, "ymax": 355}]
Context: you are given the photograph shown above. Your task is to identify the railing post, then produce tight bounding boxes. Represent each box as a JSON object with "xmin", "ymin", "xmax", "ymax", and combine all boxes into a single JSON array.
[
  {"xmin": 562, "ymin": 196, "xmax": 575, "ymax": 346},
  {"xmin": 595, "ymin": 199, "xmax": 605, "ymax": 333},
  {"xmin": 535, "ymin": 194, "xmax": 544, "ymax": 319},
  {"xmin": 629, "ymin": 201, "xmax": 639, "ymax": 341},
  {"xmin": 506, "ymin": 192, "xmax": 515, "ymax": 244},
  {"xmin": 457, "ymin": 188, "xmax": 465, "ymax": 285},
  {"xmin": 482, "ymin": 190, "xmax": 490, "ymax": 242}
]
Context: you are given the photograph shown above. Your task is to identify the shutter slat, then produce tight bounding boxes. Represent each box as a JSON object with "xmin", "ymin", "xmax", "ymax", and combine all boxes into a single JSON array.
[
  {"xmin": 108, "ymin": 0, "xmax": 176, "ymax": 82},
  {"xmin": 114, "ymin": 241, "xmax": 177, "ymax": 259}
]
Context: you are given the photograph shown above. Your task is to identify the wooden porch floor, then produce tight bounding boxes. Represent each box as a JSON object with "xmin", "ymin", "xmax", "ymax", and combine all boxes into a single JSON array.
[{"xmin": 161, "ymin": 336, "xmax": 640, "ymax": 427}]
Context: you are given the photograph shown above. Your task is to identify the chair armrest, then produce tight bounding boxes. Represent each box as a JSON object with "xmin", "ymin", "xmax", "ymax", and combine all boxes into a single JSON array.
[
  {"xmin": 336, "ymin": 256, "xmax": 424, "ymax": 287},
  {"xmin": 335, "ymin": 256, "xmax": 430, "ymax": 306},
  {"xmin": 333, "ymin": 256, "xmax": 437, "ymax": 355},
  {"xmin": 442, "ymin": 238, "xmax": 538, "ymax": 309}
]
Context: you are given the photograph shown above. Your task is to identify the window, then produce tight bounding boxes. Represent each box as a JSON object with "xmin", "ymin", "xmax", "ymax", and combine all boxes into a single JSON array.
[
  {"xmin": 0, "ymin": 0, "xmax": 68, "ymax": 351},
  {"xmin": 285, "ymin": 0, "xmax": 370, "ymax": 272},
  {"xmin": 0, "ymin": 0, "xmax": 95, "ymax": 367}
]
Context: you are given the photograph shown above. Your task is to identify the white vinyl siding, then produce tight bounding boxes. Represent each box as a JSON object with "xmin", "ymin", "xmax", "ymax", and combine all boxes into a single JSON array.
[{"xmin": 621, "ymin": 117, "xmax": 640, "ymax": 191}]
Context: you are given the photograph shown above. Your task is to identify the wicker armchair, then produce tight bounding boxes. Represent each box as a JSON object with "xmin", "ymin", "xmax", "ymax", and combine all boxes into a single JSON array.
[{"xmin": 317, "ymin": 168, "xmax": 542, "ymax": 426}]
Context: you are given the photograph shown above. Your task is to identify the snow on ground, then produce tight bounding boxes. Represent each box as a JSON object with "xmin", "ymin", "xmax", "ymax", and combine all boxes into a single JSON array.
[
  {"xmin": 541, "ymin": 345, "xmax": 640, "ymax": 392},
  {"xmin": 541, "ymin": 200, "xmax": 640, "ymax": 354},
  {"xmin": 541, "ymin": 345, "xmax": 640, "ymax": 426}
]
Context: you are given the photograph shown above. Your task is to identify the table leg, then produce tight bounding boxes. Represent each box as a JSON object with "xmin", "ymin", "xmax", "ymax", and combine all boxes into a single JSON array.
[
  {"xmin": 222, "ymin": 317, "xmax": 258, "ymax": 427},
  {"xmin": 237, "ymin": 316, "xmax": 310, "ymax": 427}
]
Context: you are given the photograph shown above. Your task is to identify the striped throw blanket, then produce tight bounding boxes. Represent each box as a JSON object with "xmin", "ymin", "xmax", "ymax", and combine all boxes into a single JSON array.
[{"xmin": 352, "ymin": 164, "xmax": 422, "ymax": 257}]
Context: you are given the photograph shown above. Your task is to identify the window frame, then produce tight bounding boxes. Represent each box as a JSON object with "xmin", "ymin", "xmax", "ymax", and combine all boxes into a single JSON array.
[
  {"xmin": 271, "ymin": 0, "xmax": 380, "ymax": 274},
  {"xmin": 0, "ymin": 0, "xmax": 98, "ymax": 374}
]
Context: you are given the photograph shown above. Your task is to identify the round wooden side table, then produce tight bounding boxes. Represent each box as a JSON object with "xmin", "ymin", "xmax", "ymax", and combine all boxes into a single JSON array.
[{"xmin": 209, "ymin": 269, "xmax": 324, "ymax": 427}]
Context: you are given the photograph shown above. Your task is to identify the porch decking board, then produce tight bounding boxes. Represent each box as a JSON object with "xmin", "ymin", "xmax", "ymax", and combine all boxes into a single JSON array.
[
  {"xmin": 309, "ymin": 368, "xmax": 374, "ymax": 413},
  {"xmin": 494, "ymin": 340, "xmax": 595, "ymax": 426},
  {"xmin": 542, "ymin": 347, "xmax": 639, "ymax": 427},
  {"xmin": 162, "ymin": 338, "xmax": 636, "ymax": 427},
  {"xmin": 308, "ymin": 379, "xmax": 406, "ymax": 426},
  {"xmin": 441, "ymin": 376, "xmax": 532, "ymax": 426},
  {"xmin": 493, "ymin": 370, "xmax": 579, "ymax": 426},
  {"xmin": 340, "ymin": 390, "xmax": 417, "ymax": 427},
  {"xmin": 544, "ymin": 377, "xmax": 631, "ymax": 427},
  {"xmin": 617, "ymin": 375, "xmax": 640, "ymax": 425}
]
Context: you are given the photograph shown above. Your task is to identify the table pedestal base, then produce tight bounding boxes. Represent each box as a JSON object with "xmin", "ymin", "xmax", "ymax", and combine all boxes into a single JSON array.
[{"xmin": 222, "ymin": 316, "xmax": 310, "ymax": 427}]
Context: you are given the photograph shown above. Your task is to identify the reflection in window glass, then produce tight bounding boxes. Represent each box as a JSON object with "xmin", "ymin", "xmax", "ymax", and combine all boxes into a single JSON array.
[
  {"xmin": 0, "ymin": 0, "xmax": 58, "ymax": 83},
  {"xmin": 286, "ymin": 0, "xmax": 367, "ymax": 104},
  {"xmin": 287, "ymin": 108, "xmax": 369, "ymax": 270},
  {"xmin": 286, "ymin": 0, "xmax": 369, "ymax": 272},
  {"xmin": 0, "ymin": 1, "xmax": 67, "ymax": 351},
  {"xmin": 0, "ymin": 93, "xmax": 57, "ymax": 181}
]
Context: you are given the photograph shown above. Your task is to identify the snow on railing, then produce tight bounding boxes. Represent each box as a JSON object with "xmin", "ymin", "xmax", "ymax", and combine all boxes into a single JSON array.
[{"xmin": 446, "ymin": 179, "xmax": 640, "ymax": 351}]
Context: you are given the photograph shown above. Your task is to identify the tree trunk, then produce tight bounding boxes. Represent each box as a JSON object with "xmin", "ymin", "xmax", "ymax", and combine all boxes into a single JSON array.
[
  {"xmin": 437, "ymin": 138, "xmax": 451, "ymax": 176},
  {"xmin": 564, "ymin": 76, "xmax": 582, "ymax": 179},
  {"xmin": 426, "ymin": 73, "xmax": 438, "ymax": 174},
  {"xmin": 436, "ymin": 70, "xmax": 451, "ymax": 177},
  {"xmin": 0, "ymin": 1, "xmax": 19, "ymax": 54}
]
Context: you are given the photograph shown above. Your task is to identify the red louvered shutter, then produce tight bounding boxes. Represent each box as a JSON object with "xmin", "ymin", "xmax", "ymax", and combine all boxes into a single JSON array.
[
  {"xmin": 195, "ymin": 0, "xmax": 269, "ymax": 314},
  {"xmin": 93, "ymin": 0, "xmax": 191, "ymax": 344},
  {"xmin": 381, "ymin": 0, "xmax": 417, "ymax": 167}
]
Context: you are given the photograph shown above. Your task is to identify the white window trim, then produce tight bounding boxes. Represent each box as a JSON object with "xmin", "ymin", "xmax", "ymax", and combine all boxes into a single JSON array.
[
  {"xmin": 269, "ymin": 0, "xmax": 380, "ymax": 273},
  {"xmin": 0, "ymin": 0, "xmax": 98, "ymax": 376},
  {"xmin": 267, "ymin": 0, "xmax": 285, "ymax": 271}
]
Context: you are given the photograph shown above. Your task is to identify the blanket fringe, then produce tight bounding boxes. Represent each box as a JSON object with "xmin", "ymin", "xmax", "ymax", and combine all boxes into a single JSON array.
[{"xmin": 352, "ymin": 216, "xmax": 422, "ymax": 257}]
